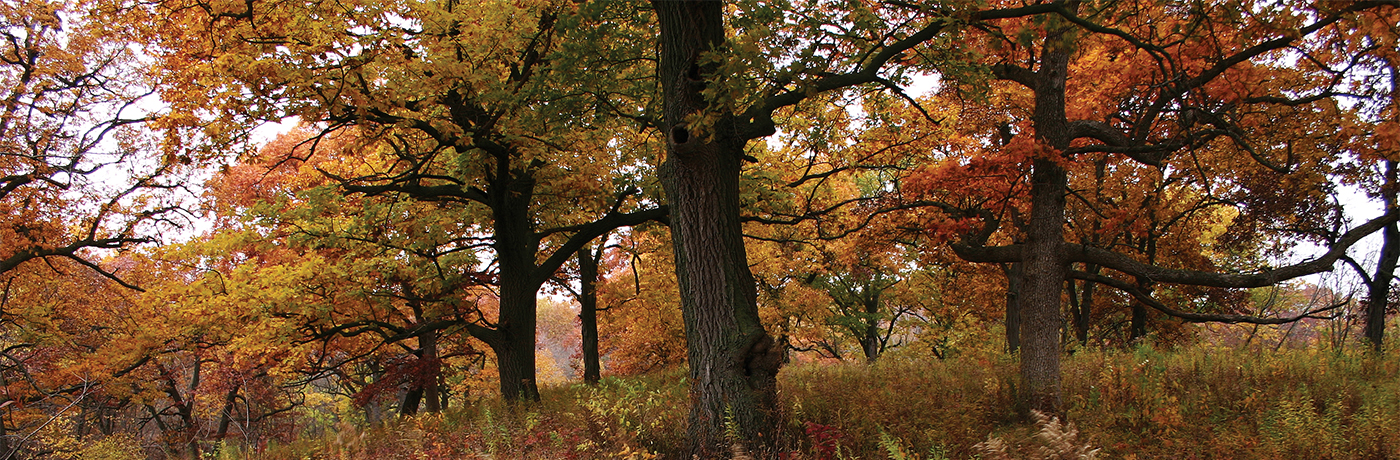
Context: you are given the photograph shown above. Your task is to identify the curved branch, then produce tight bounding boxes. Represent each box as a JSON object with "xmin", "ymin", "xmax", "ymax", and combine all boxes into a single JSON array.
[
  {"xmin": 530, "ymin": 205, "xmax": 669, "ymax": 287},
  {"xmin": 1071, "ymin": 270, "xmax": 1345, "ymax": 324},
  {"xmin": 739, "ymin": 4, "xmax": 1060, "ymax": 140},
  {"xmin": 991, "ymin": 63, "xmax": 1036, "ymax": 89},
  {"xmin": 1066, "ymin": 208, "xmax": 1400, "ymax": 288}
]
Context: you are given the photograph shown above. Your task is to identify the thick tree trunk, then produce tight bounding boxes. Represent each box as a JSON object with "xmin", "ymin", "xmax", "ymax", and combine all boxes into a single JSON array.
[
  {"xmin": 578, "ymin": 245, "xmax": 602, "ymax": 384},
  {"xmin": 1020, "ymin": 27, "xmax": 1073, "ymax": 418},
  {"xmin": 492, "ymin": 170, "xmax": 542, "ymax": 402},
  {"xmin": 1367, "ymin": 160, "xmax": 1399, "ymax": 351},
  {"xmin": 470, "ymin": 280, "xmax": 540, "ymax": 403},
  {"xmin": 491, "ymin": 286, "xmax": 540, "ymax": 402},
  {"xmin": 1019, "ymin": 156, "xmax": 1068, "ymax": 417},
  {"xmin": 654, "ymin": 1, "xmax": 783, "ymax": 455}
]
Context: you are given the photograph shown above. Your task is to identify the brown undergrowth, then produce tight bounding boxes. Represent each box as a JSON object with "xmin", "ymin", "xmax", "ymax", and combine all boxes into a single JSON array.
[
  {"xmin": 228, "ymin": 344, "xmax": 1400, "ymax": 459},
  {"xmin": 783, "ymin": 344, "xmax": 1400, "ymax": 459}
]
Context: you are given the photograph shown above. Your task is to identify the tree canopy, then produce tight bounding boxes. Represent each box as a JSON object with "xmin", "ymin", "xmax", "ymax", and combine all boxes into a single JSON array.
[{"xmin": 1, "ymin": 0, "xmax": 1398, "ymax": 457}]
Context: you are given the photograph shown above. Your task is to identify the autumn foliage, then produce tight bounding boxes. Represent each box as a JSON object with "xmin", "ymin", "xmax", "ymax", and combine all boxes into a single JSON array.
[{"xmin": 3, "ymin": 0, "xmax": 1400, "ymax": 458}]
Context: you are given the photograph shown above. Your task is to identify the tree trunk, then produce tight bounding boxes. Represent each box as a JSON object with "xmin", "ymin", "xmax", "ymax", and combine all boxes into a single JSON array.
[
  {"xmin": 1019, "ymin": 156, "xmax": 1068, "ymax": 418},
  {"xmin": 365, "ymin": 362, "xmax": 385, "ymax": 425},
  {"xmin": 490, "ymin": 282, "xmax": 540, "ymax": 403},
  {"xmin": 654, "ymin": 1, "xmax": 783, "ymax": 455},
  {"xmin": 1072, "ymin": 157, "xmax": 1107, "ymax": 345},
  {"xmin": 400, "ymin": 388, "xmax": 422, "ymax": 417},
  {"xmin": 1367, "ymin": 160, "xmax": 1399, "ymax": 352},
  {"xmin": 1130, "ymin": 301, "xmax": 1149, "ymax": 342},
  {"xmin": 1019, "ymin": 26, "xmax": 1073, "ymax": 418},
  {"xmin": 155, "ymin": 359, "xmax": 202, "ymax": 460},
  {"xmin": 400, "ymin": 327, "xmax": 443, "ymax": 416},
  {"xmin": 0, "ymin": 382, "xmax": 10, "ymax": 458},
  {"xmin": 212, "ymin": 384, "xmax": 240, "ymax": 456},
  {"xmin": 1069, "ymin": 264, "xmax": 1098, "ymax": 345},
  {"xmin": 421, "ymin": 329, "xmax": 442, "ymax": 413},
  {"xmin": 578, "ymin": 245, "xmax": 602, "ymax": 384},
  {"xmin": 492, "ymin": 171, "xmax": 542, "ymax": 402},
  {"xmin": 861, "ymin": 294, "xmax": 882, "ymax": 363},
  {"xmin": 1003, "ymin": 262, "xmax": 1022, "ymax": 352},
  {"xmin": 1130, "ymin": 277, "xmax": 1153, "ymax": 342}
]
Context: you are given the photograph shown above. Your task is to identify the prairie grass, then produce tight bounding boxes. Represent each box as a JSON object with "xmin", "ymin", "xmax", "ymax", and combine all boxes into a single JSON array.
[
  {"xmin": 221, "ymin": 369, "xmax": 688, "ymax": 459},
  {"xmin": 784, "ymin": 344, "xmax": 1400, "ymax": 460},
  {"xmin": 230, "ymin": 344, "xmax": 1400, "ymax": 459}
]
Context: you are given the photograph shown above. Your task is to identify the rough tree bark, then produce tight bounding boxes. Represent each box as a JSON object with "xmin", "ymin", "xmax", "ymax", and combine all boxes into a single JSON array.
[
  {"xmin": 490, "ymin": 166, "xmax": 544, "ymax": 402},
  {"xmin": 649, "ymin": 1, "xmax": 1070, "ymax": 451},
  {"xmin": 653, "ymin": 1, "xmax": 784, "ymax": 455},
  {"xmin": 1018, "ymin": 23, "xmax": 1074, "ymax": 418}
]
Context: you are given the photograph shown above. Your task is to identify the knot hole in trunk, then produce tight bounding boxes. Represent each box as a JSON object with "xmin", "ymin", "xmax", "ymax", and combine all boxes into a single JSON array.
[{"xmin": 672, "ymin": 125, "xmax": 690, "ymax": 144}]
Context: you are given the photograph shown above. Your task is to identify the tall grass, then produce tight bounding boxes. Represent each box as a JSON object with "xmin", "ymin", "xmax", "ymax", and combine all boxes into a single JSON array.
[
  {"xmin": 784, "ymin": 345, "xmax": 1400, "ymax": 459},
  {"xmin": 222, "ymin": 369, "xmax": 688, "ymax": 459},
  {"xmin": 231, "ymin": 345, "xmax": 1400, "ymax": 459},
  {"xmin": 1062, "ymin": 345, "xmax": 1400, "ymax": 459}
]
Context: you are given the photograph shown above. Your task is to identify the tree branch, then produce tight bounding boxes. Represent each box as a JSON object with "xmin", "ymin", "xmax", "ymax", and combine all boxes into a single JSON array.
[
  {"xmin": 1070, "ymin": 270, "xmax": 1345, "ymax": 324},
  {"xmin": 1066, "ymin": 208, "xmax": 1400, "ymax": 288}
]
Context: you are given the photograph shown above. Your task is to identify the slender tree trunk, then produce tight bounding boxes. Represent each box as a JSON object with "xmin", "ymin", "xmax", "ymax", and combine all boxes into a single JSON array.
[
  {"xmin": 1002, "ymin": 262, "xmax": 1022, "ymax": 352},
  {"xmin": 421, "ymin": 329, "xmax": 442, "ymax": 413},
  {"xmin": 1072, "ymin": 158, "xmax": 1107, "ymax": 345},
  {"xmin": 212, "ymin": 384, "xmax": 240, "ymax": 456},
  {"xmin": 400, "ymin": 388, "xmax": 422, "ymax": 417},
  {"xmin": 1130, "ymin": 301, "xmax": 1149, "ymax": 342},
  {"xmin": 1020, "ymin": 25, "xmax": 1073, "ymax": 418},
  {"xmin": 861, "ymin": 295, "xmax": 881, "ymax": 362},
  {"xmin": 1367, "ymin": 160, "xmax": 1399, "ymax": 352},
  {"xmin": 0, "ymin": 383, "xmax": 10, "ymax": 458},
  {"xmin": 654, "ymin": 1, "xmax": 783, "ymax": 455},
  {"xmin": 578, "ymin": 245, "xmax": 602, "ymax": 384},
  {"xmin": 1069, "ymin": 264, "xmax": 1098, "ymax": 345},
  {"xmin": 1129, "ymin": 276, "xmax": 1153, "ymax": 342},
  {"xmin": 156, "ymin": 360, "xmax": 202, "ymax": 460},
  {"xmin": 365, "ymin": 362, "xmax": 385, "ymax": 425}
]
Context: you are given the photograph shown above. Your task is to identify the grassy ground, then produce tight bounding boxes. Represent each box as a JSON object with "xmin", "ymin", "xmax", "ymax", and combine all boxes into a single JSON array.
[
  {"xmin": 787, "ymin": 345, "xmax": 1400, "ymax": 459},
  {"xmin": 232, "ymin": 345, "xmax": 1400, "ymax": 459}
]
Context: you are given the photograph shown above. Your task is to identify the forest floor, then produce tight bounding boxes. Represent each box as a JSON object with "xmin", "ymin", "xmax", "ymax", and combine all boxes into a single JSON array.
[{"xmin": 237, "ymin": 344, "xmax": 1400, "ymax": 460}]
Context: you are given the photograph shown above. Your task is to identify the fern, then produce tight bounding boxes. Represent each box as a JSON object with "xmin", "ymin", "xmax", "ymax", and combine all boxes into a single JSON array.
[{"xmin": 974, "ymin": 411, "xmax": 1100, "ymax": 460}]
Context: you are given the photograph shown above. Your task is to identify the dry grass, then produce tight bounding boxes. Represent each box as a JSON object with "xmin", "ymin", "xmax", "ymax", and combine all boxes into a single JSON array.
[{"xmin": 225, "ymin": 344, "xmax": 1400, "ymax": 459}]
